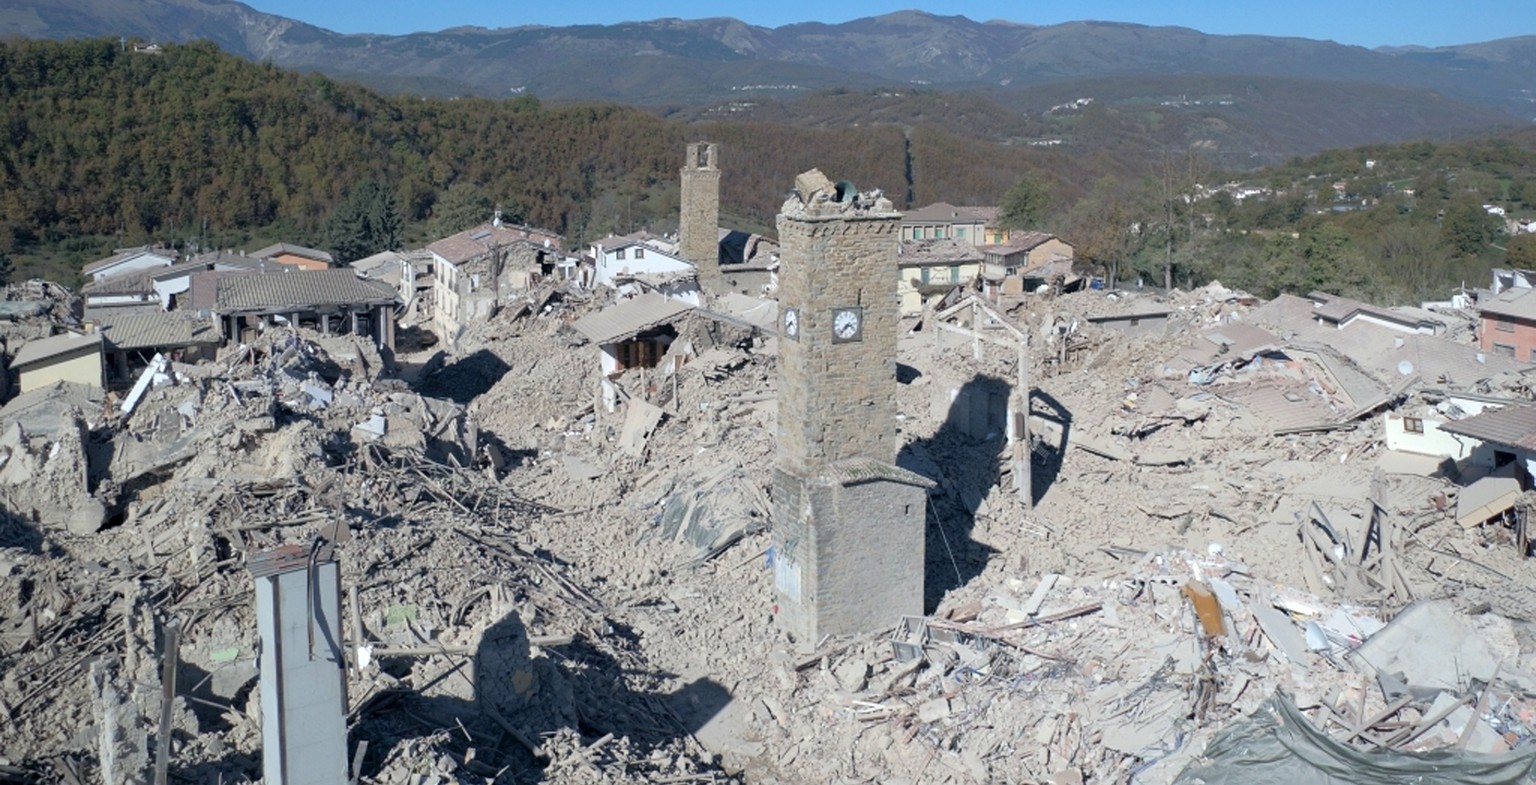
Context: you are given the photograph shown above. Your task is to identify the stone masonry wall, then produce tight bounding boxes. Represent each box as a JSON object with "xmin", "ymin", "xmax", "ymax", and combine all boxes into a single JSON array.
[
  {"xmin": 815, "ymin": 479, "xmax": 926, "ymax": 637},
  {"xmin": 775, "ymin": 207, "xmax": 902, "ymax": 475},
  {"xmin": 679, "ymin": 143, "xmax": 721, "ymax": 295}
]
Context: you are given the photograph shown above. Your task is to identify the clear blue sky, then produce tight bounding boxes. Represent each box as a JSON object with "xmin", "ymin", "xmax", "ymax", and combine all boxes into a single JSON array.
[{"xmin": 242, "ymin": 1, "xmax": 1530, "ymax": 48}]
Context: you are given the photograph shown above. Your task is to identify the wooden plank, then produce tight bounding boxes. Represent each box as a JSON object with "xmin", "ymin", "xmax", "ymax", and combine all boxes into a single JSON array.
[{"xmin": 1021, "ymin": 574, "xmax": 1060, "ymax": 617}]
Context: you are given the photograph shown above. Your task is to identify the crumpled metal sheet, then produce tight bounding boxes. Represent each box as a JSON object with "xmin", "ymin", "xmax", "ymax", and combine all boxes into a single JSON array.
[{"xmin": 1174, "ymin": 693, "xmax": 1536, "ymax": 785}]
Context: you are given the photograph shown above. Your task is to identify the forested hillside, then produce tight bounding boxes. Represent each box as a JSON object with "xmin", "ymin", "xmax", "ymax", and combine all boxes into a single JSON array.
[
  {"xmin": 0, "ymin": 40, "xmax": 982, "ymax": 280},
  {"xmin": 1073, "ymin": 131, "xmax": 1536, "ymax": 304},
  {"xmin": 2, "ymin": 37, "xmax": 1535, "ymax": 304}
]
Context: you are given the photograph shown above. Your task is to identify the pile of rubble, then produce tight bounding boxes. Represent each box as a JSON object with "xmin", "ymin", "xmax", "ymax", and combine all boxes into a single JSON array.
[
  {"xmin": 5, "ymin": 274, "xmax": 1536, "ymax": 785},
  {"xmin": 0, "ymin": 314, "xmax": 733, "ymax": 784}
]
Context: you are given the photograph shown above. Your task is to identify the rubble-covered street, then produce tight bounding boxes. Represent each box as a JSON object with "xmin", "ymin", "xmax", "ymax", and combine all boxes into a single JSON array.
[{"xmin": 4, "ymin": 273, "xmax": 1536, "ymax": 785}]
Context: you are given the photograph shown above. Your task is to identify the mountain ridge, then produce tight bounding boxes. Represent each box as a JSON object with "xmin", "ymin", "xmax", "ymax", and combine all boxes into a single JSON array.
[{"xmin": 5, "ymin": 1, "xmax": 1533, "ymax": 115}]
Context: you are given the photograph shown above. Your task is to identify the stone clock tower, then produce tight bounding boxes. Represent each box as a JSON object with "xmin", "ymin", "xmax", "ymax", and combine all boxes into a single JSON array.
[{"xmin": 772, "ymin": 169, "xmax": 932, "ymax": 643}]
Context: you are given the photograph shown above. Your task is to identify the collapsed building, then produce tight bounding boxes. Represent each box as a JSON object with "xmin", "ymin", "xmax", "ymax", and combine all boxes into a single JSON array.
[{"xmin": 3, "ymin": 168, "xmax": 1536, "ymax": 785}]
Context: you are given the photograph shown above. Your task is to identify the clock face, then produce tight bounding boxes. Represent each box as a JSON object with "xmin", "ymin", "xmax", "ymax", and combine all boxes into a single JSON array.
[
  {"xmin": 832, "ymin": 307, "xmax": 863, "ymax": 343},
  {"xmin": 782, "ymin": 307, "xmax": 800, "ymax": 339}
]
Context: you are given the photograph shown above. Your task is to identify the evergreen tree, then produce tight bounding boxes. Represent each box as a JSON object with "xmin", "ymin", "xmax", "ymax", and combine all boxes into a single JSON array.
[
  {"xmin": 429, "ymin": 183, "xmax": 495, "ymax": 237},
  {"xmin": 324, "ymin": 180, "xmax": 402, "ymax": 265}
]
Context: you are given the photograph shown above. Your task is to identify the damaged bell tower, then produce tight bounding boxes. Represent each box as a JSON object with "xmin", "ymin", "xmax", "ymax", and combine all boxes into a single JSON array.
[
  {"xmin": 679, "ymin": 142, "xmax": 721, "ymax": 296},
  {"xmin": 772, "ymin": 169, "xmax": 932, "ymax": 643}
]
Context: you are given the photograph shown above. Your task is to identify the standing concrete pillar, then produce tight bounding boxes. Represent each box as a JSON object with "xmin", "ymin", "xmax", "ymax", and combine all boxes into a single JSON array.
[
  {"xmin": 349, "ymin": 310, "xmax": 358, "ymax": 336},
  {"xmin": 250, "ymin": 545, "xmax": 348, "ymax": 785},
  {"xmin": 378, "ymin": 305, "xmax": 395, "ymax": 352},
  {"xmin": 320, "ymin": 314, "xmax": 330, "ymax": 336}
]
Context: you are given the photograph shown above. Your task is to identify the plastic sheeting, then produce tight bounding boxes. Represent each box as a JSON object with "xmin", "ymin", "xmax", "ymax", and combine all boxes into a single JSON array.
[{"xmin": 1174, "ymin": 694, "xmax": 1536, "ymax": 785}]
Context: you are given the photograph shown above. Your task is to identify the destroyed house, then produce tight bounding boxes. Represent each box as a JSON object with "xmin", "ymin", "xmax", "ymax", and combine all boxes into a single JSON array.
[
  {"xmin": 214, "ymin": 269, "xmax": 399, "ymax": 352},
  {"xmin": 716, "ymin": 229, "xmax": 779, "ymax": 297},
  {"xmin": 10, "ymin": 331, "xmax": 105, "ymax": 394},
  {"xmin": 592, "ymin": 238, "xmax": 700, "ymax": 305},
  {"xmin": 897, "ymin": 239, "xmax": 984, "ymax": 316},
  {"xmin": 250, "ymin": 242, "xmax": 334, "ymax": 271},
  {"xmin": 427, "ymin": 218, "xmax": 563, "ymax": 341},
  {"xmin": 82, "ymin": 244, "xmax": 176, "ymax": 282},
  {"xmin": 82, "ymin": 256, "xmax": 263, "ymax": 314},
  {"xmin": 1439, "ymin": 403, "xmax": 1536, "ymax": 477},
  {"xmin": 571, "ymin": 293, "xmax": 693, "ymax": 376},
  {"xmin": 1477, "ymin": 286, "xmax": 1536, "ymax": 362},
  {"xmin": 350, "ymin": 249, "xmax": 434, "ymax": 311},
  {"xmin": 980, "ymin": 232, "xmax": 1075, "ymax": 295},
  {"xmin": 97, "ymin": 310, "xmax": 221, "ymax": 379},
  {"xmin": 1308, "ymin": 291, "xmax": 1444, "ymax": 335}
]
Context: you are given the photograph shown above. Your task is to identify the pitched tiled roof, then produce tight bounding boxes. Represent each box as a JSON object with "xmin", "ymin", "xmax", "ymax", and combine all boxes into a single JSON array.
[
  {"xmin": 184, "ymin": 250, "xmax": 266, "ymax": 269},
  {"xmin": 1011, "ymin": 231, "xmax": 1065, "ymax": 251},
  {"xmin": 98, "ymin": 311, "xmax": 219, "ymax": 351},
  {"xmin": 980, "ymin": 231, "xmax": 1067, "ymax": 257},
  {"xmin": 1286, "ymin": 342, "xmax": 1385, "ymax": 410},
  {"xmin": 0, "ymin": 381, "xmax": 103, "ymax": 435},
  {"xmin": 251, "ymin": 243, "xmax": 334, "ymax": 264},
  {"xmin": 903, "ymin": 202, "xmax": 998, "ymax": 224},
  {"xmin": 1257, "ymin": 314, "xmax": 1519, "ymax": 391},
  {"xmin": 428, "ymin": 222, "xmax": 563, "ymax": 266},
  {"xmin": 82, "ymin": 257, "xmax": 265, "ymax": 298},
  {"xmin": 1248, "ymin": 293, "xmax": 1320, "ymax": 335},
  {"xmin": 1479, "ymin": 287, "xmax": 1536, "ymax": 322},
  {"xmin": 215, "ymin": 269, "xmax": 398, "ymax": 313},
  {"xmin": 1309, "ymin": 291, "xmax": 1441, "ymax": 330},
  {"xmin": 82, "ymin": 246, "xmax": 176, "ymax": 275},
  {"xmin": 1440, "ymin": 404, "xmax": 1536, "ymax": 451},
  {"xmin": 82, "ymin": 271, "xmax": 156, "ymax": 296},
  {"xmin": 1215, "ymin": 380, "xmax": 1337, "ymax": 432},
  {"xmin": 189, "ymin": 269, "xmax": 259, "ymax": 312},
  {"xmin": 11, "ymin": 331, "xmax": 103, "ymax": 368},
  {"xmin": 571, "ymin": 293, "xmax": 692, "ymax": 345},
  {"xmin": 897, "ymin": 238, "xmax": 984, "ymax": 266}
]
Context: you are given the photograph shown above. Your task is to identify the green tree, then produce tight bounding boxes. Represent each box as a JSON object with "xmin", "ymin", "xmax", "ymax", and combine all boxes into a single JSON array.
[
  {"xmin": 997, "ymin": 174, "xmax": 1052, "ymax": 230},
  {"xmin": 1508, "ymin": 234, "xmax": 1536, "ymax": 269},
  {"xmin": 323, "ymin": 179, "xmax": 402, "ymax": 265},
  {"xmin": 429, "ymin": 182, "xmax": 494, "ymax": 237},
  {"xmin": 1440, "ymin": 198, "xmax": 1498, "ymax": 257},
  {"xmin": 1510, "ymin": 178, "xmax": 1531, "ymax": 208}
]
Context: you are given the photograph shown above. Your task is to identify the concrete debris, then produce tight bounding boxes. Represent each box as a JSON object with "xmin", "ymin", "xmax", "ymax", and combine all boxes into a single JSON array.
[{"xmin": 5, "ymin": 273, "xmax": 1536, "ymax": 785}]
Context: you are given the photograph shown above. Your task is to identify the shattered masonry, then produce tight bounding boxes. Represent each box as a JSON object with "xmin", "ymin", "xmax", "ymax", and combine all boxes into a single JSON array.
[{"xmin": 3, "ymin": 208, "xmax": 1536, "ymax": 785}]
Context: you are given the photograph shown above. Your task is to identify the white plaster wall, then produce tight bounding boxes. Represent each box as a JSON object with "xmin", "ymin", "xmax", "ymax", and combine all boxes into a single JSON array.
[
  {"xmin": 90, "ymin": 254, "xmax": 173, "ymax": 282},
  {"xmin": 1383, "ymin": 412, "xmax": 1494, "ymax": 466}
]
